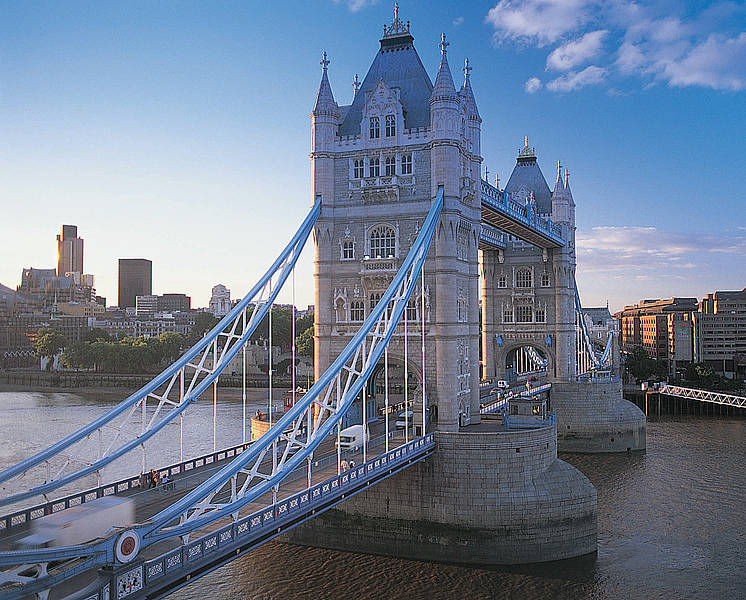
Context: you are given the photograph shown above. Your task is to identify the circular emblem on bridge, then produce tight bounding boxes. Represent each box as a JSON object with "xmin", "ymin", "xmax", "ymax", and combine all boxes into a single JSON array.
[{"xmin": 115, "ymin": 529, "xmax": 141, "ymax": 564}]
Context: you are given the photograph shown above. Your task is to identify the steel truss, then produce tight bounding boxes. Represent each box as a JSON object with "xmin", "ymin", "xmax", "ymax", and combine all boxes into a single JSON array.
[
  {"xmin": 658, "ymin": 385, "xmax": 746, "ymax": 408},
  {"xmin": 574, "ymin": 277, "xmax": 613, "ymax": 379},
  {"xmin": 0, "ymin": 189, "xmax": 443, "ymax": 589},
  {"xmin": 0, "ymin": 199, "xmax": 321, "ymax": 509}
]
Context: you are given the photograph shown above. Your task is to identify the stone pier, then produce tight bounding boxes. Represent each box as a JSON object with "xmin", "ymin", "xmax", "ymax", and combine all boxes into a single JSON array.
[{"xmin": 284, "ymin": 423, "xmax": 597, "ymax": 564}]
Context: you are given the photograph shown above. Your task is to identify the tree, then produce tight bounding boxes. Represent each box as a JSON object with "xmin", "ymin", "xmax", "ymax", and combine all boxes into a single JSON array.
[
  {"xmin": 296, "ymin": 327, "xmax": 314, "ymax": 356},
  {"xmin": 624, "ymin": 345, "xmax": 662, "ymax": 381},
  {"xmin": 158, "ymin": 332, "xmax": 185, "ymax": 363},
  {"xmin": 82, "ymin": 328, "xmax": 110, "ymax": 343},
  {"xmin": 186, "ymin": 312, "xmax": 220, "ymax": 346},
  {"xmin": 33, "ymin": 328, "xmax": 67, "ymax": 370}
]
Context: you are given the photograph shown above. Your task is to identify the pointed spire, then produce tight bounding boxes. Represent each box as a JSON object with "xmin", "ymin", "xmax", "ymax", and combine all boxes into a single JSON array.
[
  {"xmin": 352, "ymin": 73, "xmax": 360, "ymax": 98},
  {"xmin": 312, "ymin": 51, "xmax": 338, "ymax": 116},
  {"xmin": 564, "ymin": 169, "xmax": 574, "ymax": 202},
  {"xmin": 553, "ymin": 159, "xmax": 566, "ymax": 197},
  {"xmin": 431, "ymin": 33, "xmax": 457, "ymax": 103},
  {"xmin": 459, "ymin": 57, "xmax": 480, "ymax": 120}
]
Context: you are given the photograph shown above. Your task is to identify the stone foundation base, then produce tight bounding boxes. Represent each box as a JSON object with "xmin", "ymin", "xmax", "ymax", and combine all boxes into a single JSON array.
[
  {"xmin": 550, "ymin": 380, "xmax": 646, "ymax": 453},
  {"xmin": 283, "ymin": 425, "xmax": 597, "ymax": 564}
]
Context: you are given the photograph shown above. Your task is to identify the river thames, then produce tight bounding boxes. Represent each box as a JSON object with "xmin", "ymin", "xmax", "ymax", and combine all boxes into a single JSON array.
[{"xmin": 1, "ymin": 391, "xmax": 744, "ymax": 599}]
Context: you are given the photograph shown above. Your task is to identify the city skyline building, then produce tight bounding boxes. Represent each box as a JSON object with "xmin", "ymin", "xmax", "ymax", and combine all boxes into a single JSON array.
[
  {"xmin": 56, "ymin": 225, "xmax": 84, "ymax": 277},
  {"xmin": 209, "ymin": 284, "xmax": 231, "ymax": 317},
  {"xmin": 118, "ymin": 259, "xmax": 152, "ymax": 309}
]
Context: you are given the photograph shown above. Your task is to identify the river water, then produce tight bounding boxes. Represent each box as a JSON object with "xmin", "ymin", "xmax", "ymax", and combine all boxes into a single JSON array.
[{"xmin": 1, "ymin": 391, "xmax": 744, "ymax": 599}]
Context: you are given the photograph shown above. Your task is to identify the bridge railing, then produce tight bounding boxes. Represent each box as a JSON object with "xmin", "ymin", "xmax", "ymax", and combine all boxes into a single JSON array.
[
  {"xmin": 657, "ymin": 385, "xmax": 746, "ymax": 408},
  {"xmin": 77, "ymin": 435, "xmax": 435, "ymax": 600},
  {"xmin": 0, "ymin": 441, "xmax": 254, "ymax": 533}
]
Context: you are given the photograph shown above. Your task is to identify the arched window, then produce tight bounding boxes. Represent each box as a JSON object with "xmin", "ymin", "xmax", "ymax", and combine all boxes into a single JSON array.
[
  {"xmin": 385, "ymin": 115, "xmax": 396, "ymax": 137},
  {"xmin": 368, "ymin": 157, "xmax": 380, "ymax": 177},
  {"xmin": 369, "ymin": 292, "xmax": 381, "ymax": 310},
  {"xmin": 406, "ymin": 299, "xmax": 417, "ymax": 322},
  {"xmin": 535, "ymin": 306, "xmax": 546, "ymax": 322},
  {"xmin": 516, "ymin": 305, "xmax": 532, "ymax": 322},
  {"xmin": 497, "ymin": 274, "xmax": 507, "ymax": 288},
  {"xmin": 503, "ymin": 307, "xmax": 513, "ymax": 323},
  {"xmin": 369, "ymin": 116, "xmax": 380, "ymax": 139},
  {"xmin": 401, "ymin": 153, "xmax": 412, "ymax": 174},
  {"xmin": 369, "ymin": 225, "xmax": 396, "ymax": 258},
  {"xmin": 516, "ymin": 269, "xmax": 532, "ymax": 288},
  {"xmin": 540, "ymin": 272, "xmax": 550, "ymax": 287},
  {"xmin": 341, "ymin": 239, "xmax": 354, "ymax": 260},
  {"xmin": 384, "ymin": 155, "xmax": 395, "ymax": 176},
  {"xmin": 353, "ymin": 159, "xmax": 364, "ymax": 179},
  {"xmin": 350, "ymin": 301, "xmax": 365, "ymax": 321}
]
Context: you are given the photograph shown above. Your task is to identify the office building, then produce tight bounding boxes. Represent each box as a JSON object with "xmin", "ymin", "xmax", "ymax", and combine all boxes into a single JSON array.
[
  {"xmin": 118, "ymin": 259, "xmax": 152, "ymax": 309},
  {"xmin": 693, "ymin": 288, "xmax": 746, "ymax": 379},
  {"xmin": 57, "ymin": 225, "xmax": 84, "ymax": 276}
]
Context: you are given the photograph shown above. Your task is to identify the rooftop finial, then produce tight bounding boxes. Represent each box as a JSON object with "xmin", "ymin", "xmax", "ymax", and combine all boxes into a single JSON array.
[
  {"xmin": 557, "ymin": 160, "xmax": 562, "ymax": 177},
  {"xmin": 320, "ymin": 51, "xmax": 329, "ymax": 73},
  {"xmin": 524, "ymin": 135, "xmax": 529, "ymax": 148},
  {"xmin": 463, "ymin": 58, "xmax": 472, "ymax": 83},
  {"xmin": 484, "ymin": 165, "xmax": 489, "ymax": 181},
  {"xmin": 564, "ymin": 169, "xmax": 570, "ymax": 186},
  {"xmin": 383, "ymin": 3, "xmax": 410, "ymax": 37},
  {"xmin": 518, "ymin": 136, "xmax": 536, "ymax": 159},
  {"xmin": 439, "ymin": 33, "xmax": 449, "ymax": 56},
  {"xmin": 495, "ymin": 173, "xmax": 500, "ymax": 188},
  {"xmin": 352, "ymin": 73, "xmax": 360, "ymax": 97}
]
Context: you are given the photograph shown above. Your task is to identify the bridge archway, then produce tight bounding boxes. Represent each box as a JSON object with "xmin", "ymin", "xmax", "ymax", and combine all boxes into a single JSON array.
[{"xmin": 496, "ymin": 341, "xmax": 555, "ymax": 381}]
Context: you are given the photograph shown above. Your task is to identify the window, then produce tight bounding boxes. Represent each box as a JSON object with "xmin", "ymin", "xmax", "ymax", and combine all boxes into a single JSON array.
[
  {"xmin": 401, "ymin": 153, "xmax": 412, "ymax": 175},
  {"xmin": 384, "ymin": 155, "xmax": 395, "ymax": 176},
  {"xmin": 540, "ymin": 272, "xmax": 550, "ymax": 287},
  {"xmin": 385, "ymin": 115, "xmax": 396, "ymax": 137},
  {"xmin": 406, "ymin": 299, "xmax": 417, "ymax": 322},
  {"xmin": 497, "ymin": 274, "xmax": 507, "ymax": 288},
  {"xmin": 369, "ymin": 225, "xmax": 396, "ymax": 258},
  {"xmin": 369, "ymin": 116, "xmax": 380, "ymax": 139},
  {"xmin": 503, "ymin": 308, "xmax": 513, "ymax": 323},
  {"xmin": 353, "ymin": 159, "xmax": 364, "ymax": 179},
  {"xmin": 342, "ymin": 239, "xmax": 354, "ymax": 260},
  {"xmin": 369, "ymin": 157, "xmax": 380, "ymax": 177},
  {"xmin": 535, "ymin": 306, "xmax": 546, "ymax": 322},
  {"xmin": 516, "ymin": 269, "xmax": 532, "ymax": 288},
  {"xmin": 516, "ymin": 305, "xmax": 532, "ymax": 322},
  {"xmin": 350, "ymin": 301, "xmax": 365, "ymax": 321}
]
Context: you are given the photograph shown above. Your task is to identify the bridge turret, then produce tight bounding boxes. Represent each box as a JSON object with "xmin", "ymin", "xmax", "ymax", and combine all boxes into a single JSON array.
[{"xmin": 311, "ymin": 51, "xmax": 340, "ymax": 205}]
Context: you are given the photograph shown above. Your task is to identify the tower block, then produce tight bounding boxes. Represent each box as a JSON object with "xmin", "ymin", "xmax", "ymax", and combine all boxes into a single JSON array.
[{"xmin": 287, "ymin": 11, "xmax": 598, "ymax": 563}]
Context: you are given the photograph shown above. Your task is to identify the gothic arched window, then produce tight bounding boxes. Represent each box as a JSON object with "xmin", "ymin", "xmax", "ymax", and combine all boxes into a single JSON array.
[
  {"xmin": 369, "ymin": 292, "xmax": 381, "ymax": 310},
  {"xmin": 401, "ymin": 153, "xmax": 412, "ymax": 174},
  {"xmin": 369, "ymin": 156, "xmax": 380, "ymax": 177},
  {"xmin": 369, "ymin": 225, "xmax": 396, "ymax": 258},
  {"xmin": 353, "ymin": 159, "xmax": 364, "ymax": 179},
  {"xmin": 385, "ymin": 115, "xmax": 396, "ymax": 137},
  {"xmin": 384, "ymin": 155, "xmax": 395, "ymax": 176},
  {"xmin": 369, "ymin": 116, "xmax": 380, "ymax": 139},
  {"xmin": 535, "ymin": 306, "xmax": 546, "ymax": 322},
  {"xmin": 341, "ymin": 239, "xmax": 354, "ymax": 260},
  {"xmin": 541, "ymin": 272, "xmax": 550, "ymax": 287},
  {"xmin": 497, "ymin": 274, "xmax": 507, "ymax": 288},
  {"xmin": 516, "ymin": 269, "xmax": 532, "ymax": 288},
  {"xmin": 406, "ymin": 299, "xmax": 417, "ymax": 322}
]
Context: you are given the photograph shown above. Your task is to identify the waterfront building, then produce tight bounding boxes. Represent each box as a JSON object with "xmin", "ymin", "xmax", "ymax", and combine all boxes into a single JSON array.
[
  {"xmin": 56, "ymin": 225, "xmax": 84, "ymax": 276},
  {"xmin": 209, "ymin": 284, "xmax": 231, "ymax": 317},
  {"xmin": 693, "ymin": 288, "xmax": 746, "ymax": 379},
  {"xmin": 118, "ymin": 259, "xmax": 152, "ymax": 309}
]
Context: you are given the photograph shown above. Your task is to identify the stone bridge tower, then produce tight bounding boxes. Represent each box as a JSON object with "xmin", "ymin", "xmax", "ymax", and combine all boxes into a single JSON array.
[
  {"xmin": 481, "ymin": 141, "xmax": 577, "ymax": 382},
  {"xmin": 311, "ymin": 12, "xmax": 481, "ymax": 430}
]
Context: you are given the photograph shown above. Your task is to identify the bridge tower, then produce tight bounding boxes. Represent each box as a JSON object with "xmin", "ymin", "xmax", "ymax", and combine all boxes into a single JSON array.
[
  {"xmin": 291, "ymin": 9, "xmax": 598, "ymax": 565},
  {"xmin": 311, "ymin": 13, "xmax": 481, "ymax": 431},
  {"xmin": 481, "ymin": 142, "xmax": 577, "ymax": 384}
]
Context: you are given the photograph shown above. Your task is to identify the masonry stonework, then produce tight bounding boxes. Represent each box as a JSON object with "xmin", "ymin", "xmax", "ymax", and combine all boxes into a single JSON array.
[{"xmin": 284, "ymin": 425, "xmax": 597, "ymax": 564}]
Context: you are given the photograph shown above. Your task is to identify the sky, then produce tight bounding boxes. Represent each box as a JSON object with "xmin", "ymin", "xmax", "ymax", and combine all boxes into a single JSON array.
[{"xmin": 1, "ymin": 0, "xmax": 745, "ymax": 313}]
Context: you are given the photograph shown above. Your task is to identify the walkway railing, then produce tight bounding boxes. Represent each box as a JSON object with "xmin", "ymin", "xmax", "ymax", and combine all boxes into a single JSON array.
[{"xmin": 658, "ymin": 385, "xmax": 746, "ymax": 409}]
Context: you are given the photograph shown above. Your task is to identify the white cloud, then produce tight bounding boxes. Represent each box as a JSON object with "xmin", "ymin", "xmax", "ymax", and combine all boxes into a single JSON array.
[
  {"xmin": 333, "ymin": 0, "xmax": 379, "ymax": 13},
  {"xmin": 547, "ymin": 30, "xmax": 608, "ymax": 70},
  {"xmin": 487, "ymin": 1, "xmax": 746, "ymax": 92},
  {"xmin": 663, "ymin": 33, "xmax": 746, "ymax": 91},
  {"xmin": 485, "ymin": 0, "xmax": 595, "ymax": 46},
  {"xmin": 524, "ymin": 77, "xmax": 542, "ymax": 93},
  {"xmin": 453, "ymin": 16, "xmax": 465, "ymax": 26},
  {"xmin": 546, "ymin": 65, "xmax": 607, "ymax": 92}
]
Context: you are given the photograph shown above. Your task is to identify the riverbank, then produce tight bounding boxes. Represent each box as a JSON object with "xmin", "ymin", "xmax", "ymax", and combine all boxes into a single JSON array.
[{"xmin": 0, "ymin": 370, "xmax": 298, "ymax": 394}]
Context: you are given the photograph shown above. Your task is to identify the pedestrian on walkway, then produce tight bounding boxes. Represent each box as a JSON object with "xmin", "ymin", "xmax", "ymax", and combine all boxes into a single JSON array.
[{"xmin": 340, "ymin": 459, "xmax": 348, "ymax": 472}]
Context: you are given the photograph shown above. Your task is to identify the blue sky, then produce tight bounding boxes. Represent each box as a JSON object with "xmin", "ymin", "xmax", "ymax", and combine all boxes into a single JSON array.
[{"xmin": 1, "ymin": 0, "xmax": 744, "ymax": 312}]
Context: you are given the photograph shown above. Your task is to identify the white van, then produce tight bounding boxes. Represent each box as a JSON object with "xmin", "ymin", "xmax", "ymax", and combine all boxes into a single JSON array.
[
  {"xmin": 336, "ymin": 424, "xmax": 369, "ymax": 450},
  {"xmin": 395, "ymin": 410, "xmax": 413, "ymax": 429},
  {"xmin": 496, "ymin": 380, "xmax": 509, "ymax": 389}
]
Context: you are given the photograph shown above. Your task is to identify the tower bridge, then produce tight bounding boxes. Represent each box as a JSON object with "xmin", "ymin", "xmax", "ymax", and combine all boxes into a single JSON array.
[{"xmin": 0, "ymin": 9, "xmax": 645, "ymax": 599}]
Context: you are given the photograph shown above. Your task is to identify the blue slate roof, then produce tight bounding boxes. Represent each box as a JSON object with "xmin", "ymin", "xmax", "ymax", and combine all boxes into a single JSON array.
[
  {"xmin": 338, "ymin": 32, "xmax": 433, "ymax": 137},
  {"xmin": 504, "ymin": 150, "xmax": 553, "ymax": 216}
]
